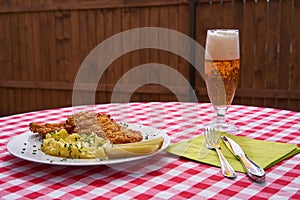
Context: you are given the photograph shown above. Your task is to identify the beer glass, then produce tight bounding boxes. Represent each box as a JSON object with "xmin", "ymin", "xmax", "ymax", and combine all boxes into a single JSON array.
[{"xmin": 204, "ymin": 29, "xmax": 240, "ymax": 132}]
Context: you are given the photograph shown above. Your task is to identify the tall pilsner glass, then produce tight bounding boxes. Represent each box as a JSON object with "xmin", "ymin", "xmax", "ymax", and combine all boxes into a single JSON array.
[{"xmin": 204, "ymin": 29, "xmax": 240, "ymax": 133}]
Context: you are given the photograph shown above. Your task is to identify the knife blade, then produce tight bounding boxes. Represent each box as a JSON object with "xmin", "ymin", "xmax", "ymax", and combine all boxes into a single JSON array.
[{"xmin": 221, "ymin": 135, "xmax": 265, "ymax": 182}]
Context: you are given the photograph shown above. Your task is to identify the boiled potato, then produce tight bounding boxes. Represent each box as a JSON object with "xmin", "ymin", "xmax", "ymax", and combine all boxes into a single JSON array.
[
  {"xmin": 41, "ymin": 129, "xmax": 107, "ymax": 159},
  {"xmin": 103, "ymin": 137, "xmax": 164, "ymax": 159}
]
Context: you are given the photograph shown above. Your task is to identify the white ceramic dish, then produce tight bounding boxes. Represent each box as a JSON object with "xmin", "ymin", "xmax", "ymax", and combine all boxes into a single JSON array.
[{"xmin": 7, "ymin": 123, "xmax": 170, "ymax": 166}]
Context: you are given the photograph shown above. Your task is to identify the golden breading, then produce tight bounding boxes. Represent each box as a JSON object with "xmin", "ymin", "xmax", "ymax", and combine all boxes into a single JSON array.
[
  {"xmin": 29, "ymin": 112, "xmax": 143, "ymax": 144},
  {"xmin": 65, "ymin": 112, "xmax": 105, "ymax": 138},
  {"xmin": 29, "ymin": 122, "xmax": 65, "ymax": 137},
  {"xmin": 96, "ymin": 114, "xmax": 143, "ymax": 144}
]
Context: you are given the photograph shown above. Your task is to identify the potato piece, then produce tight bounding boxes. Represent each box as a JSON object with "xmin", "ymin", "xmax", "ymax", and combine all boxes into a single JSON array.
[
  {"xmin": 41, "ymin": 130, "xmax": 107, "ymax": 159},
  {"xmin": 111, "ymin": 137, "xmax": 164, "ymax": 148},
  {"xmin": 103, "ymin": 137, "xmax": 164, "ymax": 159}
]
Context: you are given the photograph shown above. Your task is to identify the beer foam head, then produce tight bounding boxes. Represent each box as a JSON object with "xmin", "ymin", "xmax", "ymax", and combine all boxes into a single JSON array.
[{"xmin": 205, "ymin": 29, "xmax": 239, "ymax": 60}]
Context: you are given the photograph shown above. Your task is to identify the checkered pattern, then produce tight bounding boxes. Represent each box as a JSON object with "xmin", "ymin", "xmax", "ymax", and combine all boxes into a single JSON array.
[{"xmin": 1, "ymin": 102, "xmax": 299, "ymax": 199}]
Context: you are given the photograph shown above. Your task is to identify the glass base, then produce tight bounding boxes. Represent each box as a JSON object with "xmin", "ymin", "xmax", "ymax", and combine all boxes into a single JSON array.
[{"xmin": 204, "ymin": 121, "xmax": 239, "ymax": 133}]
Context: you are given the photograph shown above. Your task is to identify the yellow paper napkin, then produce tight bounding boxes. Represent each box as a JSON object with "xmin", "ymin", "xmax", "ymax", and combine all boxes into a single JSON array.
[{"xmin": 165, "ymin": 133, "xmax": 300, "ymax": 173}]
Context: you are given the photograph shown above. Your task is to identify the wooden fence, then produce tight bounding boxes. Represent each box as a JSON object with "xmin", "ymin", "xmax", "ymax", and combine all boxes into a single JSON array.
[{"xmin": 0, "ymin": 0, "xmax": 299, "ymax": 116}]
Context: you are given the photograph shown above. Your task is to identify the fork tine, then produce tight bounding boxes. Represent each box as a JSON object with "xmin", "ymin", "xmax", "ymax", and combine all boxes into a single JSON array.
[
  {"xmin": 207, "ymin": 128, "xmax": 212, "ymax": 146},
  {"xmin": 204, "ymin": 128, "xmax": 208, "ymax": 147},
  {"xmin": 211, "ymin": 128, "xmax": 217, "ymax": 143},
  {"xmin": 204, "ymin": 127, "xmax": 213, "ymax": 148}
]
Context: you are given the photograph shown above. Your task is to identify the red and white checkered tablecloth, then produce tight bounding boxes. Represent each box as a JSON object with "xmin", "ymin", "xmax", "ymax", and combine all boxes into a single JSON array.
[{"xmin": 1, "ymin": 102, "xmax": 300, "ymax": 199}]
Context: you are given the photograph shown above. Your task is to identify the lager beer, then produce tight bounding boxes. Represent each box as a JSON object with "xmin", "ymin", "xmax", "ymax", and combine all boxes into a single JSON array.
[
  {"xmin": 205, "ymin": 30, "xmax": 240, "ymax": 108},
  {"xmin": 205, "ymin": 59, "xmax": 240, "ymax": 107}
]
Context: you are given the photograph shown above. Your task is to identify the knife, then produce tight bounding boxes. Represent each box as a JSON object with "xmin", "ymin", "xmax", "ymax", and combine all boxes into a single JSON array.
[{"xmin": 221, "ymin": 136, "xmax": 265, "ymax": 182}]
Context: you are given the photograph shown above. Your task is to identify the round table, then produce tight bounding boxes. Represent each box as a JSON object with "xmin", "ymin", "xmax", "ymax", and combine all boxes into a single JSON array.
[{"xmin": 1, "ymin": 102, "xmax": 299, "ymax": 199}]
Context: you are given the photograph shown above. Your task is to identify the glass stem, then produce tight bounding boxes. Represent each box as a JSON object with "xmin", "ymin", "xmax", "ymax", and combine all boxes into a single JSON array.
[{"xmin": 215, "ymin": 107, "xmax": 228, "ymax": 124}]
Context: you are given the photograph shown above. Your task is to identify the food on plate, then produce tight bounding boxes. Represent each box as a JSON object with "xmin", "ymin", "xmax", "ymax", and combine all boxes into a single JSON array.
[
  {"xmin": 29, "ymin": 111, "xmax": 164, "ymax": 160},
  {"xmin": 29, "ymin": 122, "xmax": 65, "ymax": 137},
  {"xmin": 103, "ymin": 137, "xmax": 164, "ymax": 159},
  {"xmin": 65, "ymin": 112, "xmax": 143, "ymax": 144},
  {"xmin": 40, "ymin": 129, "xmax": 164, "ymax": 159},
  {"xmin": 64, "ymin": 111, "xmax": 105, "ymax": 138},
  {"xmin": 41, "ymin": 129, "xmax": 107, "ymax": 159}
]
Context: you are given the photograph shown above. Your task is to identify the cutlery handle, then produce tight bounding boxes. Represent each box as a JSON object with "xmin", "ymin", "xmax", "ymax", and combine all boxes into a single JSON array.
[
  {"xmin": 215, "ymin": 148, "xmax": 237, "ymax": 178},
  {"xmin": 240, "ymin": 154, "xmax": 265, "ymax": 182}
]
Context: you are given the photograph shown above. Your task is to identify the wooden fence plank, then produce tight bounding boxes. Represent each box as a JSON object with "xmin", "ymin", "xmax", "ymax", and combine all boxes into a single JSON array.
[
  {"xmin": 70, "ymin": 10, "xmax": 80, "ymax": 82},
  {"xmin": 130, "ymin": 7, "xmax": 141, "ymax": 100},
  {"xmin": 158, "ymin": 5, "xmax": 170, "ymax": 94},
  {"xmin": 290, "ymin": 0, "xmax": 300, "ymax": 109},
  {"xmin": 54, "ymin": 10, "xmax": 69, "ymax": 107},
  {"xmin": 0, "ymin": 14, "xmax": 12, "ymax": 80},
  {"xmin": 32, "ymin": 11, "xmax": 46, "ymax": 110},
  {"xmin": 178, "ymin": 3, "xmax": 189, "ymax": 78},
  {"xmin": 0, "ymin": 13, "xmax": 10, "ymax": 115},
  {"xmin": 168, "ymin": 5, "xmax": 182, "ymax": 97},
  {"xmin": 195, "ymin": 1, "xmax": 208, "ymax": 103},
  {"xmin": 239, "ymin": 1, "xmax": 255, "ymax": 106},
  {"xmin": 252, "ymin": 1, "xmax": 267, "ymax": 107},
  {"xmin": 46, "ymin": 11, "xmax": 59, "ymax": 108},
  {"xmin": 277, "ymin": 0, "xmax": 293, "ymax": 110},
  {"xmin": 20, "ymin": 12, "xmax": 32, "ymax": 112},
  {"xmin": 95, "ymin": 8, "xmax": 108, "ymax": 104},
  {"xmin": 264, "ymin": 1, "xmax": 280, "ymax": 108}
]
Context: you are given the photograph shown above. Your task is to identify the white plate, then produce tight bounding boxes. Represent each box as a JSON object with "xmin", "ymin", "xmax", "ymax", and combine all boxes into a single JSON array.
[{"xmin": 7, "ymin": 123, "xmax": 170, "ymax": 166}]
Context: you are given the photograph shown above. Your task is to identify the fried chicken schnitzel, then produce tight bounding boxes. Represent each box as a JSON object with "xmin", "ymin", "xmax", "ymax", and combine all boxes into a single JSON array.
[
  {"xmin": 29, "ymin": 112, "xmax": 143, "ymax": 144},
  {"xmin": 29, "ymin": 122, "xmax": 65, "ymax": 137}
]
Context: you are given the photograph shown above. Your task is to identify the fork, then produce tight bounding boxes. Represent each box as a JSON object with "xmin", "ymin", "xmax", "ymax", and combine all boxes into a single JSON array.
[{"xmin": 204, "ymin": 128, "xmax": 237, "ymax": 179}]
